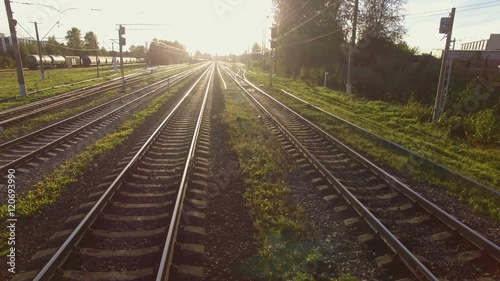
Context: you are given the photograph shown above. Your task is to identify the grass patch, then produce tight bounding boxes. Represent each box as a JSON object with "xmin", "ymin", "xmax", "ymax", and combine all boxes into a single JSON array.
[
  {"xmin": 0, "ymin": 73, "xmax": 196, "ymax": 253},
  {"xmin": 0, "ymin": 66, "xmax": 191, "ymax": 142},
  {"xmin": 0, "ymin": 64, "xmax": 184, "ymax": 111},
  {"xmin": 245, "ymin": 68, "xmax": 500, "ymax": 220},
  {"xmin": 220, "ymin": 74, "xmax": 354, "ymax": 280}
]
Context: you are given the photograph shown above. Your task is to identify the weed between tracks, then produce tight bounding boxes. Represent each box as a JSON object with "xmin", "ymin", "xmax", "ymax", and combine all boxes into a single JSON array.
[
  {"xmin": 220, "ymin": 75, "xmax": 355, "ymax": 281},
  {"xmin": 0, "ymin": 76, "xmax": 194, "ymax": 254},
  {"xmin": 246, "ymin": 69, "xmax": 500, "ymax": 221}
]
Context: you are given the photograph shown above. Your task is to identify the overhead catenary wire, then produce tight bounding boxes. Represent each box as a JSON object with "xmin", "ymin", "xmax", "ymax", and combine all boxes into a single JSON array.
[
  {"xmin": 278, "ymin": 0, "xmax": 342, "ymax": 40},
  {"xmin": 16, "ymin": 22, "xmax": 36, "ymax": 40},
  {"xmin": 279, "ymin": 28, "xmax": 343, "ymax": 49},
  {"xmin": 406, "ymin": 2, "xmax": 500, "ymax": 20},
  {"xmin": 404, "ymin": 0, "xmax": 500, "ymax": 16},
  {"xmin": 279, "ymin": 0, "xmax": 312, "ymax": 24}
]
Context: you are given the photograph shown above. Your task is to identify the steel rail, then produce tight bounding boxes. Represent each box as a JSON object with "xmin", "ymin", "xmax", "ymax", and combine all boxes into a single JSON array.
[
  {"xmin": 225, "ymin": 65, "xmax": 500, "ymax": 270},
  {"xmin": 220, "ymin": 65, "xmax": 436, "ymax": 280},
  {"xmin": 279, "ymin": 89, "xmax": 500, "ymax": 197},
  {"xmin": 0, "ymin": 65, "xmax": 208, "ymax": 175},
  {"xmin": 156, "ymin": 63, "xmax": 215, "ymax": 281},
  {"xmin": 233, "ymin": 68, "xmax": 500, "ymax": 263},
  {"xmin": 0, "ymin": 64, "xmax": 205, "ymax": 151},
  {"xmin": 0, "ymin": 63, "xmax": 187, "ymax": 117},
  {"xmin": 0, "ymin": 64, "xmax": 197, "ymax": 127},
  {"xmin": 32, "ymin": 64, "xmax": 214, "ymax": 281}
]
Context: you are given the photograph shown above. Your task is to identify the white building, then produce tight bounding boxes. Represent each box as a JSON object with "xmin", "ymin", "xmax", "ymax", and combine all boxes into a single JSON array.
[{"xmin": 461, "ymin": 34, "xmax": 500, "ymax": 51}]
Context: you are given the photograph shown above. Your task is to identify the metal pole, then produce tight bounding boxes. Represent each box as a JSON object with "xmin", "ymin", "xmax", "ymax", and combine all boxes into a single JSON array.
[
  {"xmin": 33, "ymin": 22, "xmax": 45, "ymax": 80},
  {"xmin": 119, "ymin": 25, "xmax": 125, "ymax": 90},
  {"xmin": 4, "ymin": 0, "xmax": 27, "ymax": 97},
  {"xmin": 96, "ymin": 43, "xmax": 100, "ymax": 78},
  {"xmin": 324, "ymin": 72, "xmax": 329, "ymax": 87},
  {"xmin": 346, "ymin": 0, "xmax": 358, "ymax": 94},
  {"xmin": 269, "ymin": 48, "xmax": 273, "ymax": 87},
  {"xmin": 432, "ymin": 8, "xmax": 455, "ymax": 122}
]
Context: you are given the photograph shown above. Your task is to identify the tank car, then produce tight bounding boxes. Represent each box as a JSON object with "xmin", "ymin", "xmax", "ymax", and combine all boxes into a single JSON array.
[
  {"xmin": 81, "ymin": 55, "xmax": 99, "ymax": 67},
  {"xmin": 25, "ymin": 54, "xmax": 52, "ymax": 70},
  {"xmin": 49, "ymin": 55, "xmax": 66, "ymax": 68}
]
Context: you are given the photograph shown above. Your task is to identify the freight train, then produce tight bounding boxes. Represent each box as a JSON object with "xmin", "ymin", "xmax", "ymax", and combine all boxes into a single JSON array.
[{"xmin": 25, "ymin": 54, "xmax": 145, "ymax": 70}]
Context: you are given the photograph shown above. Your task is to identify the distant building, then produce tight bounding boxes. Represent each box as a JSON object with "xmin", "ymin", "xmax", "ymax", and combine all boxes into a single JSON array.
[
  {"xmin": 461, "ymin": 34, "xmax": 500, "ymax": 51},
  {"xmin": 0, "ymin": 33, "xmax": 45, "ymax": 53},
  {"xmin": 429, "ymin": 34, "xmax": 500, "ymax": 70}
]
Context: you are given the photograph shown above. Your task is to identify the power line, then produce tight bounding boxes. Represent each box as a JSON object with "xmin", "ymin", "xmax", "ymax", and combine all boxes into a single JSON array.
[
  {"xmin": 404, "ymin": 0, "xmax": 500, "ymax": 16},
  {"xmin": 279, "ymin": 28, "xmax": 343, "ymax": 49},
  {"xmin": 278, "ymin": 0, "xmax": 342, "ymax": 40},
  {"xmin": 16, "ymin": 22, "xmax": 35, "ymax": 40},
  {"xmin": 41, "ymin": 21, "xmax": 60, "ymax": 41},
  {"xmin": 10, "ymin": 0, "xmax": 60, "ymax": 12},
  {"xmin": 279, "ymin": 0, "xmax": 312, "ymax": 23},
  {"xmin": 44, "ymin": 42, "xmax": 100, "ymax": 52},
  {"xmin": 406, "ymin": 2, "xmax": 500, "ymax": 20}
]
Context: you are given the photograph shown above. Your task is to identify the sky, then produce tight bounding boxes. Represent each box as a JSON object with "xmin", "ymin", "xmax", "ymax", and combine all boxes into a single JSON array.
[{"xmin": 1, "ymin": 0, "xmax": 499, "ymax": 55}]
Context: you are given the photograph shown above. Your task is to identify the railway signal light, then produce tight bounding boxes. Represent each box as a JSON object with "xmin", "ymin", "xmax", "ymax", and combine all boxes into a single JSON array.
[
  {"xmin": 439, "ymin": 17, "xmax": 451, "ymax": 34},
  {"xmin": 119, "ymin": 25, "xmax": 126, "ymax": 46}
]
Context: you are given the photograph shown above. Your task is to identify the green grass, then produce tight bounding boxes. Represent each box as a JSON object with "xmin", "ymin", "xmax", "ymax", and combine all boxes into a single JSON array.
[
  {"xmin": 245, "ymin": 68, "xmax": 500, "ymax": 220},
  {"xmin": 0, "ymin": 65, "xmax": 147, "ymax": 110},
  {"xmin": 219, "ymin": 73, "xmax": 355, "ymax": 280},
  {"xmin": 0, "ymin": 66, "xmax": 191, "ymax": 142},
  {"xmin": 0, "ymin": 74, "xmax": 195, "ymax": 253}
]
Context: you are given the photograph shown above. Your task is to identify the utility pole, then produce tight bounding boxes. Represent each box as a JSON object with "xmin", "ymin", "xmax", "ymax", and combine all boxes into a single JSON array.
[
  {"xmin": 270, "ymin": 25, "xmax": 278, "ymax": 87},
  {"xmin": 346, "ymin": 0, "xmax": 358, "ymax": 94},
  {"xmin": 112, "ymin": 41, "xmax": 117, "ymax": 72},
  {"xmin": 33, "ymin": 22, "xmax": 45, "ymax": 80},
  {"xmin": 5, "ymin": 0, "xmax": 27, "ymax": 97},
  {"xmin": 432, "ymin": 8, "xmax": 456, "ymax": 122},
  {"xmin": 118, "ymin": 25, "xmax": 126, "ymax": 90},
  {"xmin": 96, "ymin": 42, "xmax": 100, "ymax": 78}
]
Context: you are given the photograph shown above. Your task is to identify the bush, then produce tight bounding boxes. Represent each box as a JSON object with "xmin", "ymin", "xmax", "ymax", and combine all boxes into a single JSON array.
[
  {"xmin": 0, "ymin": 56, "xmax": 15, "ymax": 69},
  {"xmin": 465, "ymin": 109, "xmax": 500, "ymax": 144},
  {"xmin": 402, "ymin": 96, "xmax": 432, "ymax": 122}
]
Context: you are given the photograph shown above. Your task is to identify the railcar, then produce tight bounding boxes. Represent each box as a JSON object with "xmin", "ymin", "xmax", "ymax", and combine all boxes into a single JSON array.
[
  {"xmin": 65, "ymin": 56, "xmax": 81, "ymax": 67},
  {"xmin": 25, "ymin": 55, "xmax": 52, "ymax": 70},
  {"xmin": 50, "ymin": 55, "xmax": 66, "ymax": 68},
  {"xmin": 25, "ymin": 54, "xmax": 143, "ymax": 69}
]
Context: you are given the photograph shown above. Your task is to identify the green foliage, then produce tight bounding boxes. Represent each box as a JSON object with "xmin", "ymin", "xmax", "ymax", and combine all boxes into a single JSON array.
[
  {"xmin": 246, "ymin": 67, "xmax": 500, "ymax": 219},
  {"xmin": 0, "ymin": 55, "xmax": 15, "ymax": 68},
  {"xmin": 401, "ymin": 96, "xmax": 432, "ymax": 122},
  {"xmin": 0, "ymin": 64, "xmax": 149, "ymax": 109},
  {"xmin": 465, "ymin": 109, "xmax": 500, "ymax": 144},
  {"xmin": 222, "ymin": 80, "xmax": 331, "ymax": 279}
]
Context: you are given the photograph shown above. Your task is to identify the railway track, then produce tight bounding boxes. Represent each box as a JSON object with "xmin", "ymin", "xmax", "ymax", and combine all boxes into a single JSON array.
[
  {"xmin": 221, "ymin": 65, "xmax": 499, "ymax": 281},
  {"xmin": 0, "ymin": 64, "xmax": 193, "ymax": 128},
  {"xmin": 0, "ymin": 64, "xmax": 209, "ymax": 177},
  {"xmin": 12, "ymin": 63, "xmax": 215, "ymax": 281}
]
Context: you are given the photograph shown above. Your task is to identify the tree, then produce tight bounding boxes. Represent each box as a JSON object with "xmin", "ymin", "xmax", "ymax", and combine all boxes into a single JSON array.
[
  {"xmin": 129, "ymin": 45, "xmax": 147, "ymax": 58},
  {"xmin": 84, "ymin": 31, "xmax": 98, "ymax": 53},
  {"xmin": 273, "ymin": 0, "xmax": 345, "ymax": 76},
  {"xmin": 341, "ymin": 0, "xmax": 407, "ymax": 42},
  {"xmin": 251, "ymin": 42, "xmax": 261, "ymax": 54},
  {"xmin": 45, "ymin": 36, "xmax": 63, "ymax": 54},
  {"xmin": 66, "ymin": 27, "xmax": 82, "ymax": 50}
]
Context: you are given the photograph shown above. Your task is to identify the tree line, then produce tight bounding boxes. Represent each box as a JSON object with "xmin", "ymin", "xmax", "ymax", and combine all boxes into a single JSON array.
[{"xmin": 251, "ymin": 0, "xmax": 499, "ymax": 144}]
